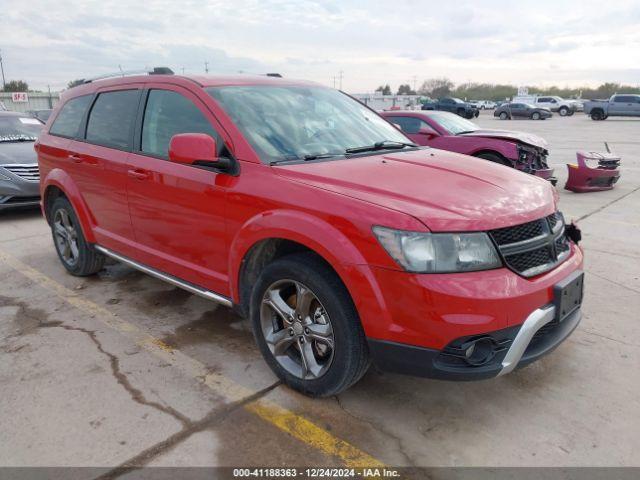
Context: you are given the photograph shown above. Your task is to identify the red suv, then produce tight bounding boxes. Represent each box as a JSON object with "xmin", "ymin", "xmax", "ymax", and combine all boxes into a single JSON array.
[{"xmin": 36, "ymin": 70, "xmax": 584, "ymax": 396}]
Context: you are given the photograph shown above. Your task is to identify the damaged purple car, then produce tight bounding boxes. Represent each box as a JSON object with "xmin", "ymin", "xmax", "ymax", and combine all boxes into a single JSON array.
[{"xmin": 381, "ymin": 110, "xmax": 556, "ymax": 184}]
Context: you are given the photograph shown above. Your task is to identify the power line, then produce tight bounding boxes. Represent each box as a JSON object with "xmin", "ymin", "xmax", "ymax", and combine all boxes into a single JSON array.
[{"xmin": 0, "ymin": 49, "xmax": 6, "ymax": 90}]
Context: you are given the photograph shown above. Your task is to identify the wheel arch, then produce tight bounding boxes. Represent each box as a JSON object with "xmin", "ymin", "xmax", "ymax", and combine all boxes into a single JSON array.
[
  {"xmin": 472, "ymin": 149, "xmax": 514, "ymax": 166},
  {"xmin": 42, "ymin": 169, "xmax": 96, "ymax": 243},
  {"xmin": 228, "ymin": 210, "xmax": 388, "ymax": 334}
]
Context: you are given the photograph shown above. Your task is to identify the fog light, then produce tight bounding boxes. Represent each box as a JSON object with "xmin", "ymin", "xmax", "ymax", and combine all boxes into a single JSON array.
[{"xmin": 462, "ymin": 338, "xmax": 496, "ymax": 366}]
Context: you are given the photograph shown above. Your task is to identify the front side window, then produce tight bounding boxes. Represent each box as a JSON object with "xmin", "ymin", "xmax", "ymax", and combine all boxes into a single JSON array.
[
  {"xmin": 86, "ymin": 90, "xmax": 139, "ymax": 150},
  {"xmin": 141, "ymin": 90, "xmax": 220, "ymax": 158},
  {"xmin": 391, "ymin": 116, "xmax": 422, "ymax": 134},
  {"xmin": 49, "ymin": 95, "xmax": 93, "ymax": 138},
  {"xmin": 206, "ymin": 85, "xmax": 410, "ymax": 163}
]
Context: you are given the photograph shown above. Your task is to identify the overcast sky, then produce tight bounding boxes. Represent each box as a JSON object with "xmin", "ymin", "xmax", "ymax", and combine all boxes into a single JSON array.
[{"xmin": 2, "ymin": 0, "xmax": 639, "ymax": 92}]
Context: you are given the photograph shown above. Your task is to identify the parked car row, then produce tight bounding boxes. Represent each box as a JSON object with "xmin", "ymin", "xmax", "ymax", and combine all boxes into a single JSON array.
[
  {"xmin": 25, "ymin": 70, "xmax": 583, "ymax": 396},
  {"xmin": 421, "ymin": 97, "xmax": 479, "ymax": 119}
]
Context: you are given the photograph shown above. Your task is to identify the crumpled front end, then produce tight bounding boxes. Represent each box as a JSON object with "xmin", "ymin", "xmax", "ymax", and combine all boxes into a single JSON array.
[
  {"xmin": 565, "ymin": 151, "xmax": 621, "ymax": 193},
  {"xmin": 515, "ymin": 144, "xmax": 557, "ymax": 185}
]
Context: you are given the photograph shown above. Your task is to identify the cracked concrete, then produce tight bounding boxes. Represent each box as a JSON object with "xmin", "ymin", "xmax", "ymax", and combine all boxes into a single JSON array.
[{"xmin": 1, "ymin": 112, "xmax": 639, "ymax": 468}]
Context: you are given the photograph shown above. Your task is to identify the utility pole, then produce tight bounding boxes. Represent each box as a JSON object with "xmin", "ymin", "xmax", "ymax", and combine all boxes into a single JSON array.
[
  {"xmin": 181, "ymin": 67, "xmax": 185, "ymax": 75},
  {"xmin": 47, "ymin": 85, "xmax": 52, "ymax": 108},
  {"xmin": 332, "ymin": 76, "xmax": 336, "ymax": 88},
  {"xmin": 412, "ymin": 75, "xmax": 417, "ymax": 93},
  {"xmin": 338, "ymin": 70, "xmax": 343, "ymax": 90},
  {"xmin": 204, "ymin": 61, "xmax": 209, "ymax": 74},
  {"xmin": 0, "ymin": 49, "xmax": 6, "ymax": 90}
]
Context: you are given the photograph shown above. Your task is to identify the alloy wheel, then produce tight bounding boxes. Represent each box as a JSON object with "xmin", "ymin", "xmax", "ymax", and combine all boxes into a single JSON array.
[
  {"xmin": 53, "ymin": 209, "xmax": 79, "ymax": 266},
  {"xmin": 260, "ymin": 279, "xmax": 335, "ymax": 380}
]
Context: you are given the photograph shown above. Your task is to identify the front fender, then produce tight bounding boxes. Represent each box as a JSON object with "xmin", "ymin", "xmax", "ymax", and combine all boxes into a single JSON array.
[
  {"xmin": 227, "ymin": 209, "xmax": 393, "ymax": 336},
  {"xmin": 42, "ymin": 168, "xmax": 96, "ymax": 243}
]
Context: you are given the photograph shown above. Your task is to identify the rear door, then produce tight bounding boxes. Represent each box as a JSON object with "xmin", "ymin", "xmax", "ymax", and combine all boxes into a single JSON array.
[
  {"xmin": 68, "ymin": 85, "xmax": 142, "ymax": 255},
  {"xmin": 125, "ymin": 85, "xmax": 232, "ymax": 295}
]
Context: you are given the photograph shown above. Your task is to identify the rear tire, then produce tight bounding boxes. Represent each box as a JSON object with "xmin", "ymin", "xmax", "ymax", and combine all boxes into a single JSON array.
[
  {"xmin": 49, "ymin": 197, "xmax": 105, "ymax": 276},
  {"xmin": 250, "ymin": 253, "xmax": 370, "ymax": 397},
  {"xmin": 499, "ymin": 112, "xmax": 509, "ymax": 120}
]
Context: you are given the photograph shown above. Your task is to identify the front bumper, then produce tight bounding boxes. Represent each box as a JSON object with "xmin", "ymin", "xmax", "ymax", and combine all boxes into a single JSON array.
[
  {"xmin": 369, "ymin": 303, "xmax": 581, "ymax": 381},
  {"xmin": 0, "ymin": 166, "xmax": 41, "ymax": 211}
]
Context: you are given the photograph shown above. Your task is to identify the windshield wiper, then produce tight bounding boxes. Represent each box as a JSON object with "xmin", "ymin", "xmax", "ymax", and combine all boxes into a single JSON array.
[
  {"xmin": 345, "ymin": 140, "xmax": 417, "ymax": 155},
  {"xmin": 302, "ymin": 153, "xmax": 342, "ymax": 160},
  {"xmin": 269, "ymin": 152, "xmax": 342, "ymax": 165}
]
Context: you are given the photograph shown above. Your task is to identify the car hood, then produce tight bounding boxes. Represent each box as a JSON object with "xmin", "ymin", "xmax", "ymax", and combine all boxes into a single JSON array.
[
  {"xmin": 275, "ymin": 149, "xmax": 556, "ymax": 232},
  {"xmin": 0, "ymin": 141, "xmax": 38, "ymax": 165},
  {"xmin": 458, "ymin": 129, "xmax": 548, "ymax": 150}
]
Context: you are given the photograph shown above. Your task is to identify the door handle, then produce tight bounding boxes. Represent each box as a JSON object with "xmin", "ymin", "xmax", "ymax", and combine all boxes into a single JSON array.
[
  {"xmin": 128, "ymin": 169, "xmax": 150, "ymax": 180},
  {"xmin": 68, "ymin": 154, "xmax": 83, "ymax": 164}
]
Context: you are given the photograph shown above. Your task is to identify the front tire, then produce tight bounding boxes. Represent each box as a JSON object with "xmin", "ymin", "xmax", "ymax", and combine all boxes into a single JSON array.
[
  {"xmin": 475, "ymin": 152, "xmax": 511, "ymax": 167},
  {"xmin": 590, "ymin": 110, "xmax": 604, "ymax": 120},
  {"xmin": 558, "ymin": 106, "xmax": 569, "ymax": 116},
  {"xmin": 250, "ymin": 253, "xmax": 370, "ymax": 397},
  {"xmin": 531, "ymin": 112, "xmax": 541, "ymax": 120},
  {"xmin": 49, "ymin": 197, "xmax": 105, "ymax": 276}
]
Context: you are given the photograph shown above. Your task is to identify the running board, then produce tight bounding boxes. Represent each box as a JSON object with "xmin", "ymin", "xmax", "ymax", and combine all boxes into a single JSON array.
[{"xmin": 94, "ymin": 245, "xmax": 233, "ymax": 307}]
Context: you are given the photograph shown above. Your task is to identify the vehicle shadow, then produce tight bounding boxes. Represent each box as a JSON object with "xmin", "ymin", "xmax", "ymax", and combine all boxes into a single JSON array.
[{"xmin": 0, "ymin": 207, "xmax": 43, "ymax": 222}]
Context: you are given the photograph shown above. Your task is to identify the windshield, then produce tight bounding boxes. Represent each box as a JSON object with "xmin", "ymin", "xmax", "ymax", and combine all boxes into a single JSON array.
[
  {"xmin": 428, "ymin": 112, "xmax": 480, "ymax": 135},
  {"xmin": 0, "ymin": 115, "xmax": 43, "ymax": 141},
  {"xmin": 206, "ymin": 85, "xmax": 410, "ymax": 163}
]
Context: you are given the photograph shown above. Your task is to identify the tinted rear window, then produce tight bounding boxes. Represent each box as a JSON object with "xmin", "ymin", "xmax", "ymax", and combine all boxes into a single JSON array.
[
  {"xmin": 86, "ymin": 90, "xmax": 140, "ymax": 150},
  {"xmin": 49, "ymin": 95, "xmax": 93, "ymax": 138}
]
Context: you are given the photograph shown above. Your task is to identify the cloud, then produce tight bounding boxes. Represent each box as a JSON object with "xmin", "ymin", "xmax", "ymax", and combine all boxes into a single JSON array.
[{"xmin": 1, "ymin": 0, "xmax": 639, "ymax": 92}]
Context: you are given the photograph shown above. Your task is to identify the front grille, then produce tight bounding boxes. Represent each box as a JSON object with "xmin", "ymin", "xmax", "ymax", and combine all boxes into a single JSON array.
[
  {"xmin": 491, "ymin": 219, "xmax": 544, "ymax": 245},
  {"xmin": 2, "ymin": 164, "xmax": 40, "ymax": 181},
  {"xmin": 490, "ymin": 212, "xmax": 570, "ymax": 277}
]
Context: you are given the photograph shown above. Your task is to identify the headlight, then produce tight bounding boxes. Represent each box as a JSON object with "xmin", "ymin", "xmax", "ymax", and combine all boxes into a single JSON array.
[{"xmin": 372, "ymin": 226, "xmax": 502, "ymax": 273}]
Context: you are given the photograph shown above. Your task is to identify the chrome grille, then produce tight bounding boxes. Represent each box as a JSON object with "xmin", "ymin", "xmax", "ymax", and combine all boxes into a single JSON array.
[
  {"xmin": 2, "ymin": 164, "xmax": 40, "ymax": 181},
  {"xmin": 490, "ymin": 212, "xmax": 570, "ymax": 277}
]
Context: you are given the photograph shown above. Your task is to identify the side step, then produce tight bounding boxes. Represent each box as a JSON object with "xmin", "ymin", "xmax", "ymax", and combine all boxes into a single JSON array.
[{"xmin": 94, "ymin": 245, "xmax": 233, "ymax": 307}]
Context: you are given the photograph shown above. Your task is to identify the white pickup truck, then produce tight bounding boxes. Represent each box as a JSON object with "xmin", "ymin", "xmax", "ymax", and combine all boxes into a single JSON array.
[
  {"xmin": 513, "ymin": 95, "xmax": 578, "ymax": 116},
  {"xmin": 583, "ymin": 94, "xmax": 640, "ymax": 120}
]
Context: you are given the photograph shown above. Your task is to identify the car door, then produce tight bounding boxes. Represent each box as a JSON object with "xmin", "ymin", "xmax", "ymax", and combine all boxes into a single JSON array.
[
  {"xmin": 125, "ymin": 85, "xmax": 233, "ymax": 295},
  {"xmin": 608, "ymin": 96, "xmax": 628, "ymax": 116},
  {"xmin": 512, "ymin": 104, "xmax": 526, "ymax": 118},
  {"xmin": 67, "ymin": 86, "xmax": 142, "ymax": 255}
]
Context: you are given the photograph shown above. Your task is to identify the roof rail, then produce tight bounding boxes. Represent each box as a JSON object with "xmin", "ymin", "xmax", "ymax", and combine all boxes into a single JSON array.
[
  {"xmin": 82, "ymin": 67, "xmax": 174, "ymax": 84},
  {"xmin": 266, "ymin": 73, "xmax": 282, "ymax": 78}
]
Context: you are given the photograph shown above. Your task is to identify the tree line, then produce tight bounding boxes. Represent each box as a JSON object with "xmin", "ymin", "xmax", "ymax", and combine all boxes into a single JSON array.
[{"xmin": 375, "ymin": 78, "xmax": 640, "ymax": 100}]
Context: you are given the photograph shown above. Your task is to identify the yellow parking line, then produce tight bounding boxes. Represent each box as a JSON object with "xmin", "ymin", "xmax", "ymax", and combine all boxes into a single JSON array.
[{"xmin": 0, "ymin": 249, "xmax": 384, "ymax": 468}]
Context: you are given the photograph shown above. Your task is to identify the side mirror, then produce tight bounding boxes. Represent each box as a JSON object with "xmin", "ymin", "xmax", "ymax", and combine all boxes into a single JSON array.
[
  {"xmin": 418, "ymin": 127, "xmax": 438, "ymax": 139},
  {"xmin": 168, "ymin": 133, "xmax": 235, "ymax": 173}
]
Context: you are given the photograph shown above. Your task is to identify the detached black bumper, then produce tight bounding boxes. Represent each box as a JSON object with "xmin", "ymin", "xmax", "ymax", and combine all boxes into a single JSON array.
[{"xmin": 368, "ymin": 306, "xmax": 581, "ymax": 381}]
